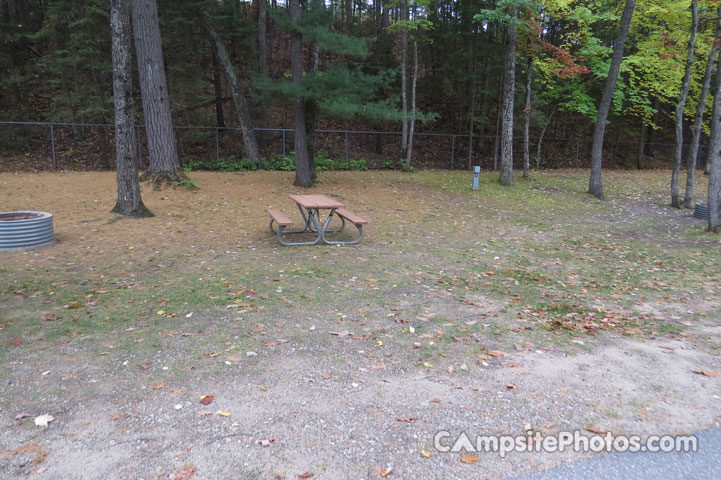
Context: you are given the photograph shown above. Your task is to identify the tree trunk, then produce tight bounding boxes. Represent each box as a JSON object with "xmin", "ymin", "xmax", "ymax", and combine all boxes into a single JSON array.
[
  {"xmin": 400, "ymin": 0, "xmax": 408, "ymax": 155},
  {"xmin": 493, "ymin": 100, "xmax": 501, "ymax": 171},
  {"xmin": 671, "ymin": 0, "xmax": 698, "ymax": 208},
  {"xmin": 305, "ymin": 42, "xmax": 320, "ymax": 182},
  {"xmin": 211, "ymin": 48, "xmax": 225, "ymax": 128},
  {"xmin": 467, "ymin": 45, "xmax": 477, "ymax": 171},
  {"xmin": 708, "ymin": 50, "xmax": 721, "ymax": 231},
  {"xmin": 523, "ymin": 55, "xmax": 532, "ymax": 179},
  {"xmin": 131, "ymin": 0, "xmax": 184, "ymax": 185},
  {"xmin": 499, "ymin": 13, "xmax": 517, "ymax": 187},
  {"xmin": 536, "ymin": 108, "xmax": 556, "ymax": 169},
  {"xmin": 405, "ymin": 39, "xmax": 418, "ymax": 169},
  {"xmin": 290, "ymin": 0, "xmax": 311, "ymax": 188},
  {"xmin": 110, "ymin": 0, "xmax": 152, "ymax": 218},
  {"xmin": 588, "ymin": 0, "xmax": 635, "ymax": 199},
  {"xmin": 257, "ymin": 0, "xmax": 269, "ymax": 78},
  {"xmin": 205, "ymin": 15, "xmax": 261, "ymax": 167},
  {"xmin": 685, "ymin": 2, "xmax": 721, "ymax": 208},
  {"xmin": 637, "ymin": 121, "xmax": 647, "ymax": 170}
]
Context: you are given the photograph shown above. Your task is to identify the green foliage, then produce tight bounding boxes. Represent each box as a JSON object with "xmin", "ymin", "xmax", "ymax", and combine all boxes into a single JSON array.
[
  {"xmin": 184, "ymin": 155, "xmax": 258, "ymax": 172},
  {"xmin": 261, "ymin": 153, "xmax": 297, "ymax": 171},
  {"xmin": 172, "ymin": 178, "xmax": 198, "ymax": 189}
]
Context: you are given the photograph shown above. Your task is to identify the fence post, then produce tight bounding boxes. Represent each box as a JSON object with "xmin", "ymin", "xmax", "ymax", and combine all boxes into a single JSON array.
[
  {"xmin": 215, "ymin": 127, "xmax": 219, "ymax": 160},
  {"xmin": 345, "ymin": 131, "xmax": 349, "ymax": 162},
  {"xmin": 282, "ymin": 130, "xmax": 286, "ymax": 156},
  {"xmin": 50, "ymin": 122, "xmax": 57, "ymax": 169},
  {"xmin": 450, "ymin": 135, "xmax": 455, "ymax": 169}
]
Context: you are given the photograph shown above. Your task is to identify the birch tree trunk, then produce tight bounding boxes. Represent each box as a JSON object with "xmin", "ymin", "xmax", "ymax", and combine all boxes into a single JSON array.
[
  {"xmin": 523, "ymin": 55, "xmax": 532, "ymax": 179},
  {"xmin": 405, "ymin": 39, "xmax": 418, "ymax": 169},
  {"xmin": 588, "ymin": 0, "xmax": 635, "ymax": 199},
  {"xmin": 708, "ymin": 50, "xmax": 721, "ymax": 231},
  {"xmin": 684, "ymin": 2, "xmax": 720, "ymax": 208},
  {"xmin": 290, "ymin": 0, "xmax": 312, "ymax": 188},
  {"xmin": 131, "ymin": 0, "xmax": 185, "ymax": 185},
  {"xmin": 671, "ymin": 0, "xmax": 698, "ymax": 208},
  {"xmin": 111, "ymin": 0, "xmax": 152, "ymax": 217},
  {"xmin": 499, "ymin": 13, "xmax": 517, "ymax": 187},
  {"xmin": 205, "ymin": 16, "xmax": 261, "ymax": 167}
]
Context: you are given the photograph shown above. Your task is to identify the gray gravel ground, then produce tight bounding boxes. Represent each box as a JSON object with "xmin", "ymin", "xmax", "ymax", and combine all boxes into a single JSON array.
[
  {"xmin": 514, "ymin": 427, "xmax": 721, "ymax": 480},
  {"xmin": 2, "ymin": 326, "xmax": 720, "ymax": 480}
]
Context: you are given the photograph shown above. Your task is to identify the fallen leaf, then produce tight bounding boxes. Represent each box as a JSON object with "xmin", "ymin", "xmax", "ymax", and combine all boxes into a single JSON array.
[
  {"xmin": 421, "ymin": 450, "xmax": 431, "ymax": 458},
  {"xmin": 206, "ymin": 352, "xmax": 220, "ymax": 358},
  {"xmin": 486, "ymin": 350, "xmax": 506, "ymax": 358},
  {"xmin": 216, "ymin": 411, "xmax": 230, "ymax": 417},
  {"xmin": 298, "ymin": 473, "xmax": 314, "ymax": 479},
  {"xmin": 9, "ymin": 337, "xmax": 23, "ymax": 346},
  {"xmin": 152, "ymin": 381, "xmax": 168, "ymax": 390},
  {"xmin": 66, "ymin": 301, "xmax": 84, "ymax": 309},
  {"xmin": 172, "ymin": 464, "xmax": 196, "ymax": 480},
  {"xmin": 34, "ymin": 414, "xmax": 55, "ymax": 427},
  {"xmin": 14, "ymin": 413, "xmax": 31, "ymax": 421},
  {"xmin": 138, "ymin": 364, "xmax": 150, "ymax": 370},
  {"xmin": 226, "ymin": 355, "xmax": 242, "ymax": 362},
  {"xmin": 506, "ymin": 383, "xmax": 516, "ymax": 390},
  {"xmin": 460, "ymin": 453, "xmax": 480, "ymax": 464},
  {"xmin": 586, "ymin": 426, "xmax": 606, "ymax": 435},
  {"xmin": 380, "ymin": 466, "xmax": 393, "ymax": 477},
  {"xmin": 693, "ymin": 370, "xmax": 719, "ymax": 378},
  {"xmin": 396, "ymin": 416, "xmax": 417, "ymax": 423},
  {"xmin": 45, "ymin": 314, "xmax": 60, "ymax": 321},
  {"xmin": 199, "ymin": 395, "xmax": 215, "ymax": 405}
]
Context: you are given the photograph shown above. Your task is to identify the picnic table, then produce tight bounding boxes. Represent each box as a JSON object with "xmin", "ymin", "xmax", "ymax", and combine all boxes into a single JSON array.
[{"xmin": 267, "ymin": 194, "xmax": 367, "ymax": 246}]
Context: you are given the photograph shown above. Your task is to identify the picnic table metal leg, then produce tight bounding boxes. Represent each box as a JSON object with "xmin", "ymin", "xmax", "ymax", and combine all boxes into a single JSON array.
[
  {"xmin": 321, "ymin": 212, "xmax": 363, "ymax": 245},
  {"xmin": 271, "ymin": 212, "xmax": 322, "ymax": 246}
]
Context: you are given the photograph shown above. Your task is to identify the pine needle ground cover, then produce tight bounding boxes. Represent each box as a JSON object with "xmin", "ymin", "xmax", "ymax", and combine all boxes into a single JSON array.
[{"xmin": 1, "ymin": 170, "xmax": 719, "ymax": 479}]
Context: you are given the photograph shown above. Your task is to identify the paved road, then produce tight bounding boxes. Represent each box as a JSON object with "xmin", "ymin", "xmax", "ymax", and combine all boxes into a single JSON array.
[{"xmin": 514, "ymin": 428, "xmax": 721, "ymax": 480}]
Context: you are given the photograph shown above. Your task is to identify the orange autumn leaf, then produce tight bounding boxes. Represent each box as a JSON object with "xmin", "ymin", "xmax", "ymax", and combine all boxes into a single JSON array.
[{"xmin": 460, "ymin": 453, "xmax": 480, "ymax": 464}]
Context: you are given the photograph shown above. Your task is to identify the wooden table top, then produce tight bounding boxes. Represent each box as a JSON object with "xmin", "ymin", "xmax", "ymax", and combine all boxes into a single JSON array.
[{"xmin": 288, "ymin": 194, "xmax": 345, "ymax": 209}]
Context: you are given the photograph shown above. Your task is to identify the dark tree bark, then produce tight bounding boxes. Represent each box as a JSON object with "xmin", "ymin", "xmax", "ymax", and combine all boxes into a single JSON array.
[
  {"xmin": 637, "ymin": 121, "xmax": 647, "ymax": 170},
  {"xmin": 290, "ymin": 0, "xmax": 312, "ymax": 188},
  {"xmin": 131, "ymin": 0, "xmax": 185, "ymax": 185},
  {"xmin": 523, "ymin": 55, "xmax": 532, "ymax": 179},
  {"xmin": 671, "ymin": 0, "xmax": 698, "ymax": 208},
  {"xmin": 205, "ymin": 15, "xmax": 261, "ymax": 166},
  {"xmin": 588, "ymin": 0, "xmax": 635, "ymax": 199},
  {"xmin": 110, "ymin": 0, "xmax": 152, "ymax": 218},
  {"xmin": 708, "ymin": 51, "xmax": 721, "ymax": 231},
  {"xmin": 210, "ymin": 48, "xmax": 225, "ymax": 128},
  {"xmin": 305, "ymin": 41, "xmax": 320, "ymax": 182},
  {"xmin": 685, "ymin": 2, "xmax": 721, "ymax": 208},
  {"xmin": 499, "ymin": 12, "xmax": 517, "ymax": 187},
  {"xmin": 257, "ymin": 0, "xmax": 269, "ymax": 78}
]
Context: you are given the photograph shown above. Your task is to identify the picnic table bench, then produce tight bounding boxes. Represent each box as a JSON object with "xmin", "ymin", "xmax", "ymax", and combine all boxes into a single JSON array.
[{"xmin": 268, "ymin": 194, "xmax": 367, "ymax": 246}]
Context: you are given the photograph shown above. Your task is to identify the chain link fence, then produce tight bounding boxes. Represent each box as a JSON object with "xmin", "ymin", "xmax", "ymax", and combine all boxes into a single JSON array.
[{"xmin": 0, "ymin": 120, "xmax": 687, "ymax": 171}]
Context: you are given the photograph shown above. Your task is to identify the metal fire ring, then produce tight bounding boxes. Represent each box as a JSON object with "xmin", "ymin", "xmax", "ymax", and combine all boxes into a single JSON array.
[{"xmin": 0, "ymin": 211, "xmax": 54, "ymax": 250}]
